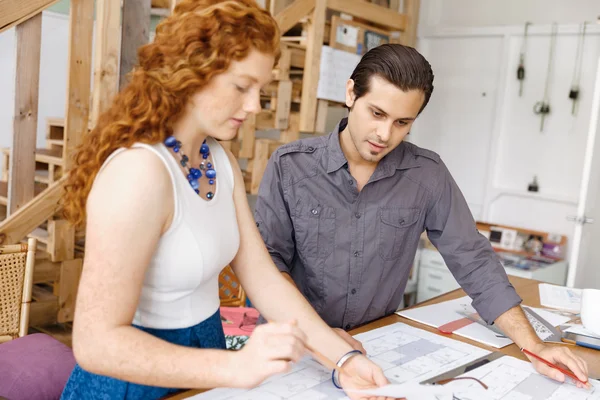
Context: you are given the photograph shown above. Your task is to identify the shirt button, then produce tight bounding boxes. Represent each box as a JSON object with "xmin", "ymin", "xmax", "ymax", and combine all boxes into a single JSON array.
[
  {"xmin": 351, "ymin": 288, "xmax": 357, "ymax": 295},
  {"xmin": 348, "ymin": 180, "xmax": 353, "ymax": 185},
  {"xmin": 256, "ymin": 222, "xmax": 259, "ymax": 227},
  {"xmin": 307, "ymin": 146, "xmax": 315, "ymax": 152},
  {"xmin": 311, "ymin": 209, "xmax": 319, "ymax": 215},
  {"xmin": 354, "ymin": 251, "xmax": 359, "ymax": 257},
  {"xmin": 355, "ymin": 213, "xmax": 361, "ymax": 219},
  {"xmin": 345, "ymin": 324, "xmax": 351, "ymax": 330},
  {"xmin": 399, "ymin": 219, "xmax": 405, "ymax": 225}
]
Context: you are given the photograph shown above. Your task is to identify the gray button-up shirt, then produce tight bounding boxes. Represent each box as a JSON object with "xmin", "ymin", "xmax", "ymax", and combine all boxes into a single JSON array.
[{"xmin": 255, "ymin": 118, "xmax": 522, "ymax": 330}]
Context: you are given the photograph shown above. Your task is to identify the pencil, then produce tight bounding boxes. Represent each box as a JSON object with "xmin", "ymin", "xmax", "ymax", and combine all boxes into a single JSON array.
[{"xmin": 521, "ymin": 347, "xmax": 589, "ymax": 387}]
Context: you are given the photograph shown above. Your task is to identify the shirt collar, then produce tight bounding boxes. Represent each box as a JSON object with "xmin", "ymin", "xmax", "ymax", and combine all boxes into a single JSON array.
[{"xmin": 326, "ymin": 118, "xmax": 421, "ymax": 174}]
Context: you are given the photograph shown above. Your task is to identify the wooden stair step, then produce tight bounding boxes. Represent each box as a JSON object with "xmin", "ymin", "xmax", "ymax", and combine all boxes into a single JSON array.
[
  {"xmin": 33, "ymin": 257, "xmax": 61, "ymax": 284},
  {"xmin": 29, "ymin": 227, "xmax": 49, "ymax": 245},
  {"xmin": 0, "ymin": 180, "xmax": 47, "ymax": 206},
  {"xmin": 46, "ymin": 139, "xmax": 64, "ymax": 148},
  {"xmin": 1, "ymin": 147, "xmax": 64, "ymax": 166},
  {"xmin": 30, "ymin": 284, "xmax": 58, "ymax": 327}
]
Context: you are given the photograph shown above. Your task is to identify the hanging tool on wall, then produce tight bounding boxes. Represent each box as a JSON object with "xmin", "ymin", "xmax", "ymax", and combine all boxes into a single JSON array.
[
  {"xmin": 569, "ymin": 22, "xmax": 587, "ymax": 116},
  {"xmin": 534, "ymin": 22, "xmax": 558, "ymax": 132},
  {"xmin": 517, "ymin": 22, "xmax": 531, "ymax": 97}
]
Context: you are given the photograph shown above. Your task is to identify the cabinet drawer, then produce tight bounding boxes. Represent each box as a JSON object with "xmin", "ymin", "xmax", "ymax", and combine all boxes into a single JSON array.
[
  {"xmin": 420, "ymin": 249, "xmax": 446, "ymax": 270},
  {"xmin": 417, "ymin": 266, "xmax": 460, "ymax": 302},
  {"xmin": 417, "ymin": 284, "xmax": 446, "ymax": 303},
  {"xmin": 421, "ymin": 268, "xmax": 460, "ymax": 292}
]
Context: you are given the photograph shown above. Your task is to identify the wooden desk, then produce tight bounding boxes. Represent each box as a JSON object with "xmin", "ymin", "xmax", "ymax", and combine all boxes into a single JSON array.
[{"xmin": 169, "ymin": 276, "xmax": 599, "ymax": 399}]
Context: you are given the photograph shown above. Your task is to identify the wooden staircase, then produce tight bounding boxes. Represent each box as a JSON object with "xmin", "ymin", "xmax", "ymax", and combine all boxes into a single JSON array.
[{"xmin": 0, "ymin": 118, "xmax": 84, "ymax": 340}]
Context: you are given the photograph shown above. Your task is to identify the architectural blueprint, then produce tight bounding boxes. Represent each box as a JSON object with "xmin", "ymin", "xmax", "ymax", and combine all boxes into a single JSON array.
[
  {"xmin": 446, "ymin": 356, "xmax": 600, "ymax": 400},
  {"xmin": 190, "ymin": 322, "xmax": 490, "ymax": 400}
]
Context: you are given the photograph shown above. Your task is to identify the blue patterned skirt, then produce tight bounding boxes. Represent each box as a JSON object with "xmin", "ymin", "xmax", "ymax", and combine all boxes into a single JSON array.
[{"xmin": 61, "ymin": 310, "xmax": 226, "ymax": 400}]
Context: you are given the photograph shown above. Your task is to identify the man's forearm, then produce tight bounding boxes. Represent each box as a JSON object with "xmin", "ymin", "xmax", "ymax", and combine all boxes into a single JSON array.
[{"xmin": 494, "ymin": 306, "xmax": 542, "ymax": 350}]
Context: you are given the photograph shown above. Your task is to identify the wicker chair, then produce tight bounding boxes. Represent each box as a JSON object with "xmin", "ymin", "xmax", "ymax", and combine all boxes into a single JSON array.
[
  {"xmin": 0, "ymin": 238, "xmax": 37, "ymax": 343},
  {"xmin": 219, "ymin": 265, "xmax": 247, "ymax": 307}
]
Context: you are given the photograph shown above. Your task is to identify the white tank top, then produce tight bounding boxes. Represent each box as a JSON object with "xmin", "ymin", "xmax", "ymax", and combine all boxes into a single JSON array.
[{"xmin": 97, "ymin": 138, "xmax": 240, "ymax": 329}]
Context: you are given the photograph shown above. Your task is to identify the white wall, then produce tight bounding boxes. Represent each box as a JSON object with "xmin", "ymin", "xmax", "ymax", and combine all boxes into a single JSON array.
[
  {"xmin": 411, "ymin": 1, "xmax": 600, "ymax": 286},
  {"xmin": 0, "ymin": 11, "xmax": 98, "ymax": 178},
  {"xmin": 419, "ymin": 0, "xmax": 600, "ymax": 31},
  {"xmin": 0, "ymin": 11, "xmax": 72, "ymax": 177}
]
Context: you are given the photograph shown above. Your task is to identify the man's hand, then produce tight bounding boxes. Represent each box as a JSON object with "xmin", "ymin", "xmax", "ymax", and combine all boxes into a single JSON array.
[
  {"xmin": 494, "ymin": 306, "xmax": 589, "ymax": 388},
  {"xmin": 333, "ymin": 328, "xmax": 367, "ymax": 355},
  {"xmin": 526, "ymin": 343, "xmax": 590, "ymax": 388}
]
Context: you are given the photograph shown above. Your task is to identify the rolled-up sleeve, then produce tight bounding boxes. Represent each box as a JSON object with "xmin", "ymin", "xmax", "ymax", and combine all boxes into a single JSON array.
[
  {"xmin": 254, "ymin": 153, "xmax": 295, "ymax": 275},
  {"xmin": 424, "ymin": 162, "xmax": 522, "ymax": 324}
]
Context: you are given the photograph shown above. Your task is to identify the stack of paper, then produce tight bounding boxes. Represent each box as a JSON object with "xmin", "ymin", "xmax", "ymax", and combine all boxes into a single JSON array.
[
  {"xmin": 397, "ymin": 296, "xmax": 571, "ymax": 348},
  {"xmin": 539, "ymin": 283, "xmax": 582, "ymax": 313}
]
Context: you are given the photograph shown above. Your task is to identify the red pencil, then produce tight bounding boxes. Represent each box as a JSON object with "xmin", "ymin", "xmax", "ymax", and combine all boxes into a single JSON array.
[{"xmin": 521, "ymin": 347, "xmax": 589, "ymax": 387}]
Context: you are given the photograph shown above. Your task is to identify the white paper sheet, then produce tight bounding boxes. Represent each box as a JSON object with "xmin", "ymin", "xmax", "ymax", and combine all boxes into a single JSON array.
[
  {"xmin": 539, "ymin": 283, "xmax": 582, "ymax": 313},
  {"xmin": 444, "ymin": 355, "xmax": 600, "ymax": 400},
  {"xmin": 397, "ymin": 296, "xmax": 514, "ymax": 348},
  {"xmin": 316, "ymin": 46, "xmax": 361, "ymax": 103},
  {"xmin": 529, "ymin": 307, "xmax": 572, "ymax": 328},
  {"xmin": 564, "ymin": 324, "xmax": 600, "ymax": 339},
  {"xmin": 189, "ymin": 322, "xmax": 490, "ymax": 399},
  {"xmin": 397, "ymin": 297, "xmax": 568, "ymax": 348},
  {"xmin": 349, "ymin": 383, "xmax": 453, "ymax": 399}
]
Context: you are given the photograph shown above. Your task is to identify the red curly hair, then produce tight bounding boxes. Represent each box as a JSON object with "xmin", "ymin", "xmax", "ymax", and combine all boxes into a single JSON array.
[{"xmin": 62, "ymin": 0, "xmax": 280, "ymax": 228}]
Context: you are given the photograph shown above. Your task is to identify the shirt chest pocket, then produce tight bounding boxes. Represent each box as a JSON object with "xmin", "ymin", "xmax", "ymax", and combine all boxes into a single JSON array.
[
  {"xmin": 378, "ymin": 207, "xmax": 420, "ymax": 261},
  {"xmin": 293, "ymin": 204, "xmax": 336, "ymax": 260}
]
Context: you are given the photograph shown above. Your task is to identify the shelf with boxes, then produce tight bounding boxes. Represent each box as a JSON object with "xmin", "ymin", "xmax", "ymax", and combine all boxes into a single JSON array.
[{"xmin": 219, "ymin": 0, "xmax": 417, "ymax": 196}]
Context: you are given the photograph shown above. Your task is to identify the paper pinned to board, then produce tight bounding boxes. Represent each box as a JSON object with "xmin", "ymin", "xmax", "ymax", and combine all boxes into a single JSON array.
[
  {"xmin": 348, "ymin": 383, "xmax": 453, "ymax": 399},
  {"xmin": 317, "ymin": 46, "xmax": 361, "ymax": 103},
  {"xmin": 335, "ymin": 24, "xmax": 359, "ymax": 47}
]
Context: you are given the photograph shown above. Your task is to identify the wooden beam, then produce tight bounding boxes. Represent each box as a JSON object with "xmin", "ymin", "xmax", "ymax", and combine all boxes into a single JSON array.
[
  {"xmin": 269, "ymin": 0, "xmax": 290, "ymax": 16},
  {"xmin": 299, "ymin": 0, "xmax": 326, "ymax": 133},
  {"xmin": 29, "ymin": 297, "xmax": 58, "ymax": 327},
  {"xmin": 57, "ymin": 258, "xmax": 83, "ymax": 323},
  {"xmin": 63, "ymin": 0, "xmax": 94, "ymax": 170},
  {"xmin": 275, "ymin": 0, "xmax": 315, "ymax": 35},
  {"xmin": 91, "ymin": 0, "xmax": 121, "ymax": 126},
  {"xmin": 280, "ymin": 111, "xmax": 300, "ymax": 142},
  {"xmin": 399, "ymin": 0, "xmax": 420, "ymax": 47},
  {"xmin": 48, "ymin": 220, "xmax": 75, "ymax": 262},
  {"xmin": 389, "ymin": 0, "xmax": 400, "ymax": 12},
  {"xmin": 120, "ymin": 0, "xmax": 151, "ymax": 90},
  {"xmin": 0, "ymin": 0, "xmax": 58, "ymax": 34},
  {"xmin": 314, "ymin": 99, "xmax": 329, "ymax": 134},
  {"xmin": 275, "ymin": 81, "xmax": 292, "ymax": 130},
  {"xmin": 239, "ymin": 114, "xmax": 257, "ymax": 159},
  {"xmin": 327, "ymin": 0, "xmax": 407, "ymax": 31},
  {"xmin": 8, "ymin": 14, "xmax": 42, "ymax": 215},
  {"xmin": 0, "ymin": 176, "xmax": 66, "ymax": 245}
]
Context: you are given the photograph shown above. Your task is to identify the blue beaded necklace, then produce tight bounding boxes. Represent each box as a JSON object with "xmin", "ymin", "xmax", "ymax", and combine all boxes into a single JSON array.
[{"xmin": 164, "ymin": 136, "xmax": 217, "ymax": 200}]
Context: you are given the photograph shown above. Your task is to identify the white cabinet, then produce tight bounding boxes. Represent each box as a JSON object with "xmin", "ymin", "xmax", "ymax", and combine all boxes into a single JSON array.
[
  {"xmin": 416, "ymin": 249, "xmax": 568, "ymax": 303},
  {"xmin": 417, "ymin": 249, "xmax": 460, "ymax": 303}
]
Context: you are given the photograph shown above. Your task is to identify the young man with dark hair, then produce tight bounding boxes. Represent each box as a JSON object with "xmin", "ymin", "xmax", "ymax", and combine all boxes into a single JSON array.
[{"xmin": 255, "ymin": 44, "xmax": 589, "ymax": 385}]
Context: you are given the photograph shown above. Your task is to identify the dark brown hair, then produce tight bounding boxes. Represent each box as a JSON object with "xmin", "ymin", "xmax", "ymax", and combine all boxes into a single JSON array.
[{"xmin": 349, "ymin": 44, "xmax": 434, "ymax": 114}]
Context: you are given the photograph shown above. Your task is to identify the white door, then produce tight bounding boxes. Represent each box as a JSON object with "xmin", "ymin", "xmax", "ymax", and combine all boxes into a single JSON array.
[
  {"xmin": 410, "ymin": 36, "xmax": 504, "ymax": 221},
  {"xmin": 567, "ymin": 55, "xmax": 600, "ymax": 289}
]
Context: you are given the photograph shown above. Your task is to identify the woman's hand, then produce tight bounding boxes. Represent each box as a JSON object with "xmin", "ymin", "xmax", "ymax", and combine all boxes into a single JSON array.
[
  {"xmin": 232, "ymin": 321, "xmax": 307, "ymax": 388},
  {"xmin": 340, "ymin": 354, "xmax": 396, "ymax": 400}
]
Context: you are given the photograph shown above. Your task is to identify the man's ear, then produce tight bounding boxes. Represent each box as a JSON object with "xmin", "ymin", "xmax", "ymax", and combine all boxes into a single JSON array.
[{"xmin": 345, "ymin": 79, "xmax": 356, "ymax": 109}]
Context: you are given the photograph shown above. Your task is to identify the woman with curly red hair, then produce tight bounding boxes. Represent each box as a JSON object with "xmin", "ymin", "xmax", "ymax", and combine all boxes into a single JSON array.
[{"xmin": 60, "ymin": 1, "xmax": 389, "ymax": 399}]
